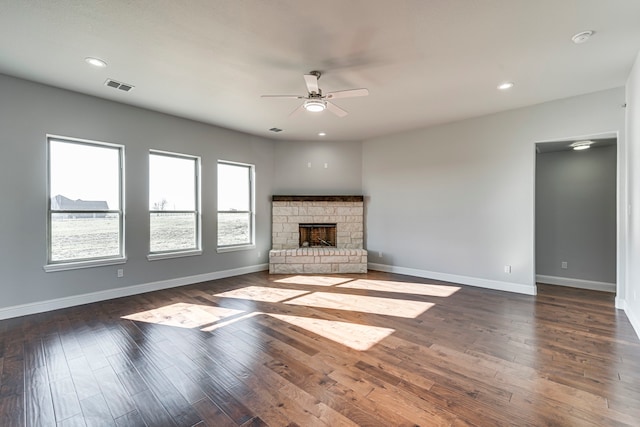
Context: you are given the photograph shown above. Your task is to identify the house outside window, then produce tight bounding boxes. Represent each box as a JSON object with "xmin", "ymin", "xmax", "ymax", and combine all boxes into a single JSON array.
[
  {"xmin": 217, "ymin": 160, "xmax": 255, "ymax": 250},
  {"xmin": 45, "ymin": 136, "xmax": 125, "ymax": 271},
  {"xmin": 148, "ymin": 150, "xmax": 201, "ymax": 259}
]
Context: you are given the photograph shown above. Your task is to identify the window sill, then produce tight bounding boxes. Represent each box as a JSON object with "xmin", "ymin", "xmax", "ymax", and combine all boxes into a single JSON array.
[
  {"xmin": 44, "ymin": 257, "xmax": 127, "ymax": 272},
  {"xmin": 217, "ymin": 244, "xmax": 255, "ymax": 253},
  {"xmin": 147, "ymin": 250, "xmax": 202, "ymax": 261}
]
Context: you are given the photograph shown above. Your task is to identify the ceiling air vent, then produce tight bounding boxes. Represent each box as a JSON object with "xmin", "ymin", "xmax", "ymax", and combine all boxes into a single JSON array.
[
  {"xmin": 269, "ymin": 127, "xmax": 283, "ymax": 133},
  {"xmin": 104, "ymin": 78, "xmax": 135, "ymax": 92}
]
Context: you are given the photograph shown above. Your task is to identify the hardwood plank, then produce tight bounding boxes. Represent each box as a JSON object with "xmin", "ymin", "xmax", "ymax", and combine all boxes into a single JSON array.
[
  {"xmin": 92, "ymin": 366, "xmax": 136, "ymax": 419},
  {"xmin": 130, "ymin": 389, "xmax": 176, "ymax": 427},
  {"xmin": 25, "ymin": 379, "xmax": 56, "ymax": 427},
  {"xmin": 43, "ymin": 334, "xmax": 71, "ymax": 383},
  {"xmin": 191, "ymin": 398, "xmax": 237, "ymax": 427},
  {"xmin": 79, "ymin": 393, "xmax": 116, "ymax": 427},
  {"xmin": 131, "ymin": 360, "xmax": 202, "ymax": 426},
  {"xmin": 113, "ymin": 411, "xmax": 146, "ymax": 427},
  {"xmin": 50, "ymin": 377, "xmax": 82, "ymax": 422},
  {"xmin": 67, "ymin": 357, "xmax": 101, "ymax": 401}
]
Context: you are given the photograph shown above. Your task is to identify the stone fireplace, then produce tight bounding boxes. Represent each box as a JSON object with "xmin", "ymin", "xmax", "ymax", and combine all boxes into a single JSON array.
[{"xmin": 269, "ymin": 195, "xmax": 367, "ymax": 274}]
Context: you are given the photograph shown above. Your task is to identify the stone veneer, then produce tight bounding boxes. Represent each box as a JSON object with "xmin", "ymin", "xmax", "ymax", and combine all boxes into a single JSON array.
[{"xmin": 269, "ymin": 195, "xmax": 367, "ymax": 274}]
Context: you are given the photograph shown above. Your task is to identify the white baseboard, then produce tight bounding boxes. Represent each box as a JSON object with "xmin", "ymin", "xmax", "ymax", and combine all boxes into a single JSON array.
[
  {"xmin": 624, "ymin": 302, "xmax": 640, "ymax": 341},
  {"xmin": 0, "ymin": 263, "xmax": 269, "ymax": 321},
  {"xmin": 535, "ymin": 274, "xmax": 616, "ymax": 293},
  {"xmin": 368, "ymin": 263, "xmax": 536, "ymax": 295}
]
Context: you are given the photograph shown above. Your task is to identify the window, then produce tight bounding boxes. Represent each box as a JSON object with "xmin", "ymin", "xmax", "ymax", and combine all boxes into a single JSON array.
[
  {"xmin": 217, "ymin": 161, "xmax": 255, "ymax": 250},
  {"xmin": 46, "ymin": 136, "xmax": 124, "ymax": 270},
  {"xmin": 149, "ymin": 151, "xmax": 201, "ymax": 258}
]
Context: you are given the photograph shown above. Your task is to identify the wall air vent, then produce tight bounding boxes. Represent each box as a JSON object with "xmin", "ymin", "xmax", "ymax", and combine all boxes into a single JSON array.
[{"xmin": 104, "ymin": 78, "xmax": 135, "ymax": 92}]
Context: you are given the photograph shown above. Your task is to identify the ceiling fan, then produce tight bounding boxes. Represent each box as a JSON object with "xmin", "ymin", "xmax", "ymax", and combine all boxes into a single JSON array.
[{"xmin": 261, "ymin": 71, "xmax": 369, "ymax": 117}]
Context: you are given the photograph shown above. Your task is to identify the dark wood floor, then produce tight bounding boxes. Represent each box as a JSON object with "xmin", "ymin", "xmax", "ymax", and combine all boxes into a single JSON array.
[{"xmin": 1, "ymin": 271, "xmax": 639, "ymax": 426}]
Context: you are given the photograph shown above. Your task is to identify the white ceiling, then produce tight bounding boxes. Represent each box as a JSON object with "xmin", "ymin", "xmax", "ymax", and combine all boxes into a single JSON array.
[{"xmin": 1, "ymin": 1, "xmax": 639, "ymax": 141}]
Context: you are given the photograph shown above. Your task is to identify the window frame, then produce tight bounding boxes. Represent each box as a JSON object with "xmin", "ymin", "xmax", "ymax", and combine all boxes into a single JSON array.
[
  {"xmin": 147, "ymin": 150, "xmax": 202, "ymax": 260},
  {"xmin": 217, "ymin": 160, "xmax": 255, "ymax": 252},
  {"xmin": 44, "ymin": 135, "xmax": 126, "ymax": 272}
]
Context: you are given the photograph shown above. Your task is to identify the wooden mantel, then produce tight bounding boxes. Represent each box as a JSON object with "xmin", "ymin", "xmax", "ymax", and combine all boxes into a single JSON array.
[{"xmin": 272, "ymin": 195, "xmax": 363, "ymax": 202}]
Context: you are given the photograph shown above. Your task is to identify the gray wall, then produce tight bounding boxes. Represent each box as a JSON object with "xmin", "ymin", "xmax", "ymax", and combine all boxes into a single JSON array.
[
  {"xmin": 535, "ymin": 145, "xmax": 616, "ymax": 283},
  {"xmin": 0, "ymin": 73, "xmax": 275, "ymax": 309},
  {"xmin": 362, "ymin": 88, "xmax": 625, "ymax": 294},
  {"xmin": 273, "ymin": 140, "xmax": 362, "ymax": 195}
]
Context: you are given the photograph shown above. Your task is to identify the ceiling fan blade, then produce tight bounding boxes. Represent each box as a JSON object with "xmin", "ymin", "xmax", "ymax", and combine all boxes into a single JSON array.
[
  {"xmin": 303, "ymin": 74, "xmax": 319, "ymax": 94},
  {"xmin": 325, "ymin": 88, "xmax": 369, "ymax": 99},
  {"xmin": 326, "ymin": 102, "xmax": 348, "ymax": 117},
  {"xmin": 288, "ymin": 104, "xmax": 306, "ymax": 117},
  {"xmin": 261, "ymin": 94, "xmax": 305, "ymax": 99}
]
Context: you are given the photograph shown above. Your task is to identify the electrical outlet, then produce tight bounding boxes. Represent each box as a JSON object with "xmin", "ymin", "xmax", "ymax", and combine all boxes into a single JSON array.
[
  {"xmin": 117, "ymin": 269, "xmax": 124, "ymax": 278},
  {"xmin": 561, "ymin": 261, "xmax": 568, "ymax": 269},
  {"xmin": 257, "ymin": 251, "xmax": 261, "ymax": 258},
  {"xmin": 378, "ymin": 251, "xmax": 382, "ymax": 258},
  {"xmin": 504, "ymin": 265, "xmax": 511, "ymax": 273}
]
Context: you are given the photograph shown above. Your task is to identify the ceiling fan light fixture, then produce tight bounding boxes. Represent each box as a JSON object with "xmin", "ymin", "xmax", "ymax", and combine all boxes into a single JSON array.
[{"xmin": 304, "ymin": 99, "xmax": 326, "ymax": 112}]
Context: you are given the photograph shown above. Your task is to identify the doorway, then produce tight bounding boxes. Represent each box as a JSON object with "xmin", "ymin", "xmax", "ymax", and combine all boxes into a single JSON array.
[{"xmin": 535, "ymin": 135, "xmax": 617, "ymax": 293}]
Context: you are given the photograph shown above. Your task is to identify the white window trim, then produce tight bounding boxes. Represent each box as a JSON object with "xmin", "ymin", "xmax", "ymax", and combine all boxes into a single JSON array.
[
  {"xmin": 217, "ymin": 244, "xmax": 256, "ymax": 254},
  {"xmin": 43, "ymin": 257, "xmax": 127, "ymax": 272},
  {"xmin": 148, "ymin": 150, "xmax": 202, "ymax": 257},
  {"xmin": 217, "ymin": 160, "xmax": 255, "ymax": 250},
  {"xmin": 44, "ymin": 135, "xmax": 126, "ymax": 272},
  {"xmin": 147, "ymin": 249, "xmax": 203, "ymax": 261}
]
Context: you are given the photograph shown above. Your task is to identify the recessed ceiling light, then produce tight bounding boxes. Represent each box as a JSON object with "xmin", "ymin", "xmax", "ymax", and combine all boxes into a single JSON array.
[
  {"xmin": 497, "ymin": 82, "xmax": 514, "ymax": 90},
  {"xmin": 571, "ymin": 30, "xmax": 594, "ymax": 44},
  {"xmin": 570, "ymin": 140, "xmax": 594, "ymax": 150},
  {"xmin": 85, "ymin": 57, "xmax": 107, "ymax": 68},
  {"xmin": 318, "ymin": 132, "xmax": 326, "ymax": 136}
]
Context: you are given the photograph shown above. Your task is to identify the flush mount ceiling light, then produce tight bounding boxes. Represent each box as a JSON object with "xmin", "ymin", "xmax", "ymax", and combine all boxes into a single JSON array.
[
  {"xmin": 304, "ymin": 99, "xmax": 327, "ymax": 112},
  {"xmin": 318, "ymin": 132, "xmax": 326, "ymax": 136},
  {"xmin": 85, "ymin": 57, "xmax": 107, "ymax": 68},
  {"xmin": 571, "ymin": 30, "xmax": 594, "ymax": 44},
  {"xmin": 570, "ymin": 140, "xmax": 594, "ymax": 150},
  {"xmin": 497, "ymin": 82, "xmax": 514, "ymax": 90}
]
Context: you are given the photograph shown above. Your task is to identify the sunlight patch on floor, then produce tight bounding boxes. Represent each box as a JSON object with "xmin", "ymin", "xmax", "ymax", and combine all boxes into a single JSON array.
[
  {"xmin": 339, "ymin": 279, "xmax": 460, "ymax": 297},
  {"xmin": 285, "ymin": 292, "xmax": 434, "ymax": 318},
  {"xmin": 274, "ymin": 275, "xmax": 353, "ymax": 286},
  {"xmin": 200, "ymin": 312, "xmax": 260, "ymax": 332},
  {"xmin": 122, "ymin": 275, "xmax": 448, "ymax": 351},
  {"xmin": 268, "ymin": 313, "xmax": 395, "ymax": 351},
  {"xmin": 122, "ymin": 303, "xmax": 243, "ymax": 328},
  {"xmin": 213, "ymin": 286, "xmax": 309, "ymax": 302}
]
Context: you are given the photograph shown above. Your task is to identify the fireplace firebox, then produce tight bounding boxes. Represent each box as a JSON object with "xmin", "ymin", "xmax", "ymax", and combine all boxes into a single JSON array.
[{"xmin": 299, "ymin": 223, "xmax": 337, "ymax": 247}]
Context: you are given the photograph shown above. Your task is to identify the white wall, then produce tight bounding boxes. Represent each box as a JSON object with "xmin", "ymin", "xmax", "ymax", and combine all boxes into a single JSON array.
[
  {"xmin": 0, "ymin": 74, "xmax": 275, "ymax": 317},
  {"xmin": 536, "ymin": 145, "xmax": 616, "ymax": 288},
  {"xmin": 625, "ymin": 52, "xmax": 640, "ymax": 338},
  {"xmin": 363, "ymin": 88, "xmax": 625, "ymax": 295},
  {"xmin": 272, "ymin": 140, "xmax": 362, "ymax": 195}
]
